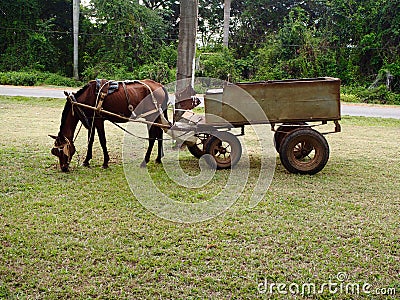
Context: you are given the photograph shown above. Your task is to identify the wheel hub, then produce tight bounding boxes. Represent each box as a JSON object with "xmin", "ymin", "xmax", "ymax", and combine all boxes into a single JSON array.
[{"xmin": 219, "ymin": 147, "xmax": 227, "ymax": 154}]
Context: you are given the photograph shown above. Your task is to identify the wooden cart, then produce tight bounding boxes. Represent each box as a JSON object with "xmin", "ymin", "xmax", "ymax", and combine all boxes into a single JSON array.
[{"xmin": 174, "ymin": 77, "xmax": 341, "ymax": 175}]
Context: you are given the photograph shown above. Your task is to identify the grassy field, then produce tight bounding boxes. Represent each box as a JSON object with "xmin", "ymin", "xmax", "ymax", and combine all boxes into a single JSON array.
[{"xmin": 0, "ymin": 96, "xmax": 399, "ymax": 299}]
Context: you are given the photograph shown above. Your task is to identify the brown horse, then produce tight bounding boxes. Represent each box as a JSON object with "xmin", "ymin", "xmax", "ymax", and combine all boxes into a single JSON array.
[
  {"xmin": 50, "ymin": 79, "xmax": 201, "ymax": 172},
  {"xmin": 50, "ymin": 79, "xmax": 174, "ymax": 172}
]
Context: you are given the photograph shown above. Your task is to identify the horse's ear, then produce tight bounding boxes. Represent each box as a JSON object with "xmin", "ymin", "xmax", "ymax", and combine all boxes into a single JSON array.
[
  {"xmin": 49, "ymin": 135, "xmax": 57, "ymax": 140},
  {"xmin": 64, "ymin": 91, "xmax": 69, "ymax": 97}
]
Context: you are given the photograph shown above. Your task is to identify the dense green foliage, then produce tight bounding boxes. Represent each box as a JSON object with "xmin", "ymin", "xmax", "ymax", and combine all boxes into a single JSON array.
[
  {"xmin": 341, "ymin": 85, "xmax": 400, "ymax": 105},
  {"xmin": 0, "ymin": 0, "xmax": 72, "ymax": 73},
  {"xmin": 0, "ymin": 0, "xmax": 399, "ymax": 99}
]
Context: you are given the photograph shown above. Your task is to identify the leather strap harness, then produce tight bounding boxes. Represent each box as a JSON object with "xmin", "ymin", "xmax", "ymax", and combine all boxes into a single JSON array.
[{"xmin": 69, "ymin": 79, "xmax": 171, "ymax": 129}]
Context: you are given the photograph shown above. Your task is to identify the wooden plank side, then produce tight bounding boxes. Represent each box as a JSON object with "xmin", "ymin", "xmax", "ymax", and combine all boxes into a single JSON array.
[{"xmin": 204, "ymin": 77, "xmax": 341, "ymax": 124}]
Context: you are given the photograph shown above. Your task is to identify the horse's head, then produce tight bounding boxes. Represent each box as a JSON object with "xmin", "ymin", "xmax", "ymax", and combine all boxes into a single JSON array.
[
  {"xmin": 177, "ymin": 96, "xmax": 201, "ymax": 110},
  {"xmin": 175, "ymin": 85, "xmax": 201, "ymax": 110},
  {"xmin": 49, "ymin": 134, "xmax": 76, "ymax": 172}
]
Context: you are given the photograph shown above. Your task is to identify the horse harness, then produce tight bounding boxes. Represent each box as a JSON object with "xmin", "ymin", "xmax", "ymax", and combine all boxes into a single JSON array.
[
  {"xmin": 94, "ymin": 79, "xmax": 167, "ymax": 122},
  {"xmin": 51, "ymin": 136, "xmax": 75, "ymax": 164},
  {"xmin": 64, "ymin": 80, "xmax": 172, "ymax": 147}
]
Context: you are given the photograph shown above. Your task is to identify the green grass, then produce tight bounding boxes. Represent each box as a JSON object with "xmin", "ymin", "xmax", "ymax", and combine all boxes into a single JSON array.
[{"xmin": 0, "ymin": 96, "xmax": 399, "ymax": 299}]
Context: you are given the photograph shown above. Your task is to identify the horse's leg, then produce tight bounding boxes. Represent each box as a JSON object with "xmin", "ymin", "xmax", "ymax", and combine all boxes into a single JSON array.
[
  {"xmin": 96, "ymin": 120, "xmax": 109, "ymax": 169},
  {"xmin": 155, "ymin": 127, "xmax": 164, "ymax": 164},
  {"xmin": 141, "ymin": 125, "xmax": 155, "ymax": 168},
  {"xmin": 83, "ymin": 127, "xmax": 95, "ymax": 167}
]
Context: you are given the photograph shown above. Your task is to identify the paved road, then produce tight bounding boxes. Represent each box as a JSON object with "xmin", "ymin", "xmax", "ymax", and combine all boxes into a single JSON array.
[
  {"xmin": 0, "ymin": 85, "xmax": 78, "ymax": 98},
  {"xmin": 340, "ymin": 103, "xmax": 400, "ymax": 119},
  {"xmin": 1, "ymin": 84, "xmax": 400, "ymax": 119}
]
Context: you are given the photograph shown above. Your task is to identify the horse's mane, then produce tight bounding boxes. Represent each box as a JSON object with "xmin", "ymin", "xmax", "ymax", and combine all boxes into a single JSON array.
[
  {"xmin": 58, "ymin": 100, "xmax": 72, "ymax": 136},
  {"xmin": 74, "ymin": 81, "xmax": 92, "ymax": 99},
  {"xmin": 59, "ymin": 82, "xmax": 96, "ymax": 134}
]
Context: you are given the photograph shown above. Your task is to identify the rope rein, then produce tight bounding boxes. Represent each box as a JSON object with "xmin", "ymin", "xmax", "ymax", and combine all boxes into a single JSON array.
[
  {"xmin": 110, "ymin": 119, "xmax": 197, "ymax": 142},
  {"xmin": 73, "ymin": 123, "xmax": 83, "ymax": 143},
  {"xmin": 67, "ymin": 80, "xmax": 199, "ymax": 145}
]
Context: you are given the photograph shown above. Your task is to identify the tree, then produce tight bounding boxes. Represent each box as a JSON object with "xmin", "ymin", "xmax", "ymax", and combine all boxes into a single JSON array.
[
  {"xmin": 82, "ymin": 0, "xmax": 167, "ymax": 73},
  {"xmin": 321, "ymin": 0, "xmax": 400, "ymax": 84},
  {"xmin": 0, "ymin": 0, "xmax": 72, "ymax": 73},
  {"xmin": 141, "ymin": 0, "xmax": 180, "ymax": 41},
  {"xmin": 0, "ymin": 0, "xmax": 398, "ymax": 90}
]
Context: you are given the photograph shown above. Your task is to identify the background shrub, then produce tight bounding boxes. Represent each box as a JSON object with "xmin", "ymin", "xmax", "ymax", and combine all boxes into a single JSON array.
[
  {"xmin": 81, "ymin": 64, "xmax": 133, "ymax": 82},
  {"xmin": 341, "ymin": 85, "xmax": 400, "ymax": 105},
  {"xmin": 134, "ymin": 62, "xmax": 176, "ymax": 84},
  {"xmin": 0, "ymin": 71, "xmax": 82, "ymax": 87}
]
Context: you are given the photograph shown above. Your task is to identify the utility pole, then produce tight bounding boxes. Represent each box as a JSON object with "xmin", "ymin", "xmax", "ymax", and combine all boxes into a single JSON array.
[
  {"xmin": 73, "ymin": 0, "xmax": 80, "ymax": 80},
  {"xmin": 223, "ymin": 0, "xmax": 231, "ymax": 47},
  {"xmin": 175, "ymin": 0, "xmax": 198, "ymax": 121}
]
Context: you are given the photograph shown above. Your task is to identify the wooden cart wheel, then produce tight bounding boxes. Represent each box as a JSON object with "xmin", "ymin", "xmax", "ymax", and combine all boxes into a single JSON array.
[
  {"xmin": 279, "ymin": 128, "xmax": 329, "ymax": 175},
  {"xmin": 205, "ymin": 131, "xmax": 242, "ymax": 169},
  {"xmin": 187, "ymin": 133, "xmax": 210, "ymax": 158},
  {"xmin": 274, "ymin": 122, "xmax": 307, "ymax": 152}
]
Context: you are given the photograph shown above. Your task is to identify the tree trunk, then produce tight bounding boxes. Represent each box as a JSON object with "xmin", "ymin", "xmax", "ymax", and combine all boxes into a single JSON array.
[
  {"xmin": 223, "ymin": 0, "xmax": 231, "ymax": 47},
  {"xmin": 73, "ymin": 0, "xmax": 80, "ymax": 80},
  {"xmin": 175, "ymin": 0, "xmax": 198, "ymax": 121}
]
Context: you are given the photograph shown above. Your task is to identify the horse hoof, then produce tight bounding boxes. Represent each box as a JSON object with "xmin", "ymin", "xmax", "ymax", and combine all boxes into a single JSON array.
[
  {"xmin": 83, "ymin": 162, "xmax": 90, "ymax": 167},
  {"xmin": 155, "ymin": 159, "xmax": 162, "ymax": 164},
  {"xmin": 102, "ymin": 164, "xmax": 109, "ymax": 169},
  {"xmin": 140, "ymin": 161, "xmax": 147, "ymax": 168}
]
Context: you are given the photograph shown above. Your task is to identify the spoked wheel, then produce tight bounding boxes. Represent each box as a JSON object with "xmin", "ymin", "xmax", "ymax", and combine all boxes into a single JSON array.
[
  {"xmin": 205, "ymin": 131, "xmax": 242, "ymax": 169},
  {"xmin": 293, "ymin": 140, "xmax": 314, "ymax": 159},
  {"xmin": 279, "ymin": 128, "xmax": 329, "ymax": 175},
  {"xmin": 186, "ymin": 133, "xmax": 210, "ymax": 158}
]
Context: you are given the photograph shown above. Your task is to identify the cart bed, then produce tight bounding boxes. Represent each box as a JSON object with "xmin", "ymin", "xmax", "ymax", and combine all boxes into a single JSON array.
[{"xmin": 204, "ymin": 77, "xmax": 341, "ymax": 125}]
